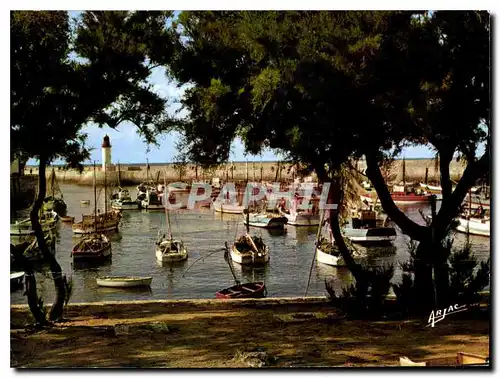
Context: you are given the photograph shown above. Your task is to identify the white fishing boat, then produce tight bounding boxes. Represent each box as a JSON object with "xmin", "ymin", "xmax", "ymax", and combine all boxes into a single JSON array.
[
  {"xmin": 156, "ymin": 237, "xmax": 188, "ymax": 262},
  {"xmin": 230, "ymin": 186, "xmax": 270, "ymax": 265},
  {"xmin": 243, "ymin": 212, "xmax": 288, "ymax": 229},
  {"xmin": 213, "ymin": 198, "xmax": 245, "ymax": 214},
  {"xmin": 96, "ymin": 276, "xmax": 152, "ymax": 288},
  {"xmin": 455, "ymin": 216, "xmax": 490, "ymax": 237},
  {"xmin": 231, "ymin": 234, "xmax": 269, "ymax": 265},
  {"xmin": 10, "ymin": 210, "xmax": 58, "ymax": 236},
  {"xmin": 277, "ymin": 195, "xmax": 320, "ymax": 226},
  {"xmin": 315, "ymin": 211, "xmax": 344, "ymax": 266},
  {"xmin": 155, "ymin": 174, "xmax": 188, "ymax": 262},
  {"xmin": 111, "ymin": 188, "xmax": 139, "ymax": 210},
  {"xmin": 343, "ymin": 209, "xmax": 397, "ymax": 245}
]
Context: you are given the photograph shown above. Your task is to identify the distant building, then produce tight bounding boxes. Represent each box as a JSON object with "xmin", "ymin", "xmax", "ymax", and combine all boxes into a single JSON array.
[{"xmin": 102, "ymin": 135, "xmax": 112, "ymax": 171}]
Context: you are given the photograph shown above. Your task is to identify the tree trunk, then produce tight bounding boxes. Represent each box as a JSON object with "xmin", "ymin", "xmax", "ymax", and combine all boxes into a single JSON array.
[
  {"xmin": 10, "ymin": 244, "xmax": 47, "ymax": 325},
  {"xmin": 314, "ymin": 169, "xmax": 367, "ymax": 286},
  {"xmin": 30, "ymin": 157, "xmax": 66, "ymax": 321}
]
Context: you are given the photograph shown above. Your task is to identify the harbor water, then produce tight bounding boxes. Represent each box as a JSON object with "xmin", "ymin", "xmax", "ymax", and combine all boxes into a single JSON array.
[{"xmin": 10, "ymin": 184, "xmax": 490, "ymax": 304}]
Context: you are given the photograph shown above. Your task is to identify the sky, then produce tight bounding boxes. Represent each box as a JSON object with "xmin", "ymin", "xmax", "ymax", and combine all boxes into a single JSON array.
[{"xmin": 28, "ymin": 10, "xmax": 442, "ymax": 165}]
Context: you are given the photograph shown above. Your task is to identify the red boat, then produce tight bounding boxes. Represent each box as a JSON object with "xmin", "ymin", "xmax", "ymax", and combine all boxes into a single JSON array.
[
  {"xmin": 215, "ymin": 281, "xmax": 267, "ymax": 299},
  {"xmin": 391, "ymin": 192, "xmax": 433, "ymax": 204}
]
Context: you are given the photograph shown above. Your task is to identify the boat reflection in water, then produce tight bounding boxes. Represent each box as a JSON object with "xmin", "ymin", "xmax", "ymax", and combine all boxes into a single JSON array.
[
  {"xmin": 72, "ymin": 258, "xmax": 112, "ymax": 271},
  {"xmin": 266, "ymin": 227, "xmax": 287, "ymax": 237},
  {"xmin": 96, "ymin": 286, "xmax": 153, "ymax": 296}
]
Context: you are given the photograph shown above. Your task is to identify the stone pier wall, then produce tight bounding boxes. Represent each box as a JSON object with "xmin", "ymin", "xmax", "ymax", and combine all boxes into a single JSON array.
[{"xmin": 24, "ymin": 159, "xmax": 466, "ymax": 186}]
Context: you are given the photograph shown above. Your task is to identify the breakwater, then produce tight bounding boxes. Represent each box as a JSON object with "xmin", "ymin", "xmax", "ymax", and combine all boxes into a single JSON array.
[{"xmin": 24, "ymin": 159, "xmax": 466, "ymax": 186}]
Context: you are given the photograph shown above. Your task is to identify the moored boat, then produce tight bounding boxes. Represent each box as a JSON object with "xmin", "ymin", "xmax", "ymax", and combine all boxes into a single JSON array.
[
  {"xmin": 72, "ymin": 233, "xmax": 111, "ymax": 260},
  {"xmin": 391, "ymin": 185, "xmax": 433, "ymax": 204},
  {"xmin": 231, "ymin": 234, "xmax": 269, "ymax": 265},
  {"xmin": 96, "ymin": 276, "xmax": 152, "ymax": 288},
  {"xmin": 277, "ymin": 195, "xmax": 320, "ymax": 226},
  {"xmin": 111, "ymin": 188, "xmax": 139, "ymax": 210},
  {"xmin": 72, "ymin": 212, "xmax": 121, "ymax": 234},
  {"xmin": 215, "ymin": 281, "xmax": 266, "ymax": 299},
  {"xmin": 61, "ymin": 215, "xmax": 75, "ymax": 223},
  {"xmin": 155, "ymin": 174, "xmax": 188, "ymax": 262},
  {"xmin": 141, "ymin": 188, "xmax": 164, "ymax": 210},
  {"xmin": 243, "ymin": 211, "xmax": 287, "ymax": 229},
  {"xmin": 455, "ymin": 216, "xmax": 490, "ymax": 237},
  {"xmin": 156, "ymin": 237, "xmax": 188, "ymax": 262},
  {"xmin": 10, "ymin": 210, "xmax": 58, "ymax": 236},
  {"xmin": 343, "ymin": 209, "xmax": 397, "ymax": 245}
]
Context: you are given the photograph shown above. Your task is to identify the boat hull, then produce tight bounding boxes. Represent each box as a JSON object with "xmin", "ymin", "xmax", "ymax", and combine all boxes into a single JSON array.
[
  {"xmin": 214, "ymin": 201, "xmax": 244, "ymax": 214},
  {"xmin": 155, "ymin": 239, "xmax": 188, "ymax": 262},
  {"xmin": 72, "ymin": 222, "xmax": 119, "ymax": 234},
  {"xmin": 96, "ymin": 276, "xmax": 152, "ymax": 288},
  {"xmin": 216, "ymin": 282, "xmax": 266, "ymax": 299},
  {"xmin": 141, "ymin": 201, "xmax": 164, "ymax": 210},
  {"xmin": 455, "ymin": 217, "xmax": 490, "ymax": 237},
  {"xmin": 243, "ymin": 213, "xmax": 287, "ymax": 229},
  {"xmin": 391, "ymin": 193, "xmax": 433, "ymax": 204},
  {"xmin": 72, "ymin": 234, "xmax": 112, "ymax": 260},
  {"xmin": 111, "ymin": 201, "xmax": 139, "ymax": 210},
  {"xmin": 344, "ymin": 227, "xmax": 397, "ymax": 245},
  {"xmin": 316, "ymin": 247, "xmax": 344, "ymax": 266},
  {"xmin": 230, "ymin": 245, "xmax": 269, "ymax": 265}
]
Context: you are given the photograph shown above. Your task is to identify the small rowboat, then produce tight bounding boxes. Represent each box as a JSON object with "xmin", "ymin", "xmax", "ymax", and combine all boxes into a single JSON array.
[
  {"xmin": 61, "ymin": 216, "xmax": 75, "ymax": 223},
  {"xmin": 81, "ymin": 200, "xmax": 91, "ymax": 205},
  {"xmin": 96, "ymin": 276, "xmax": 153, "ymax": 288},
  {"xmin": 216, "ymin": 281, "xmax": 266, "ymax": 299}
]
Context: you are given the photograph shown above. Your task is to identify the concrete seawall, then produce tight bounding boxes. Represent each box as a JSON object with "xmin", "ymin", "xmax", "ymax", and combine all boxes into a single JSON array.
[{"xmin": 24, "ymin": 159, "xmax": 466, "ymax": 186}]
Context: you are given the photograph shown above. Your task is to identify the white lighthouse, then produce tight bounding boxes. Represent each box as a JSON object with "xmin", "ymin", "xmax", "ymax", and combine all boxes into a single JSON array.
[{"xmin": 101, "ymin": 135, "xmax": 112, "ymax": 171}]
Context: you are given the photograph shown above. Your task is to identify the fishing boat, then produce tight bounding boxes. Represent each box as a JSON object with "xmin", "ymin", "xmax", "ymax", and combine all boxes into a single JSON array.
[
  {"xmin": 10, "ymin": 210, "xmax": 58, "ymax": 236},
  {"xmin": 243, "ymin": 211, "xmax": 288, "ymax": 229},
  {"xmin": 72, "ymin": 163, "xmax": 121, "ymax": 234},
  {"xmin": 96, "ymin": 276, "xmax": 152, "ymax": 288},
  {"xmin": 343, "ymin": 209, "xmax": 397, "ymax": 245},
  {"xmin": 141, "ymin": 188, "xmax": 164, "ymax": 210},
  {"xmin": 72, "ymin": 233, "xmax": 111, "ymax": 260},
  {"xmin": 455, "ymin": 216, "xmax": 490, "ymax": 237},
  {"xmin": 277, "ymin": 194, "xmax": 320, "ymax": 226},
  {"xmin": 216, "ymin": 242, "xmax": 267, "ymax": 299},
  {"xmin": 110, "ymin": 164, "xmax": 139, "ymax": 210},
  {"xmin": 155, "ymin": 174, "xmax": 188, "ymax": 262},
  {"xmin": 42, "ymin": 169, "xmax": 67, "ymax": 215},
  {"xmin": 111, "ymin": 188, "xmax": 139, "ymax": 210},
  {"xmin": 391, "ymin": 185, "xmax": 433, "ymax": 204},
  {"xmin": 315, "ymin": 210, "xmax": 344, "ymax": 266},
  {"xmin": 60, "ymin": 215, "xmax": 74, "ymax": 223},
  {"xmin": 231, "ymin": 234, "xmax": 269, "ymax": 265},
  {"xmin": 230, "ymin": 188, "xmax": 270, "ymax": 265}
]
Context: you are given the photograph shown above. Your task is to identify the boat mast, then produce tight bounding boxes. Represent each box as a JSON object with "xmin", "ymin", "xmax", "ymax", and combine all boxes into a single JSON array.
[
  {"xmin": 94, "ymin": 161, "xmax": 97, "ymax": 234},
  {"xmin": 164, "ymin": 172, "xmax": 172, "ymax": 239}
]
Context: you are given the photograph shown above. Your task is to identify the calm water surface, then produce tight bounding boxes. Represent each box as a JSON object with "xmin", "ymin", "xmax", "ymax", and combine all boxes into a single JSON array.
[{"xmin": 10, "ymin": 184, "xmax": 490, "ymax": 304}]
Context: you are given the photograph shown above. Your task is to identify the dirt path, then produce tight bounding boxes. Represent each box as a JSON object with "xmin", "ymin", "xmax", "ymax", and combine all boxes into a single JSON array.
[{"xmin": 11, "ymin": 299, "xmax": 490, "ymax": 368}]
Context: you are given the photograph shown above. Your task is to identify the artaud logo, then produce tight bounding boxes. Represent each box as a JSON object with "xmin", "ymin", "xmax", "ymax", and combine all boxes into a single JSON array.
[{"xmin": 162, "ymin": 181, "xmax": 339, "ymax": 211}]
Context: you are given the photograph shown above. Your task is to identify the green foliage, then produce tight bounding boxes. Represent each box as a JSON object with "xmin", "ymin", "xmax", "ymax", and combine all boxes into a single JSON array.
[
  {"xmin": 11, "ymin": 11, "xmax": 177, "ymax": 166},
  {"xmin": 326, "ymin": 264, "xmax": 394, "ymax": 319},
  {"xmin": 394, "ymin": 236, "xmax": 490, "ymax": 316}
]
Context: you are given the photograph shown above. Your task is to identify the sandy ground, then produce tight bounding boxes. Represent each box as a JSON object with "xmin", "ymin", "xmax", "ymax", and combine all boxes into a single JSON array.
[{"xmin": 11, "ymin": 298, "xmax": 490, "ymax": 368}]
